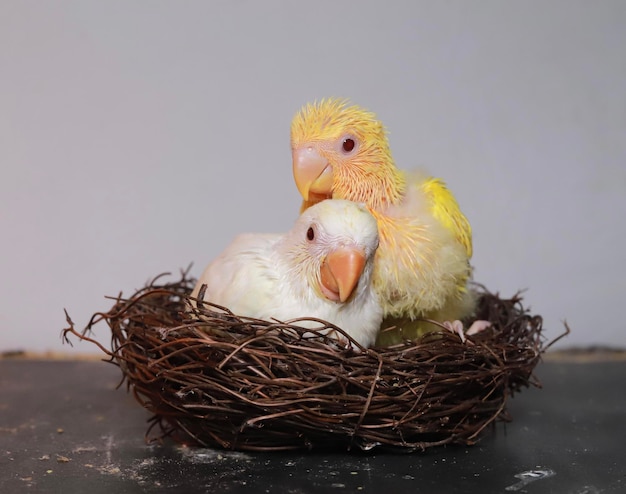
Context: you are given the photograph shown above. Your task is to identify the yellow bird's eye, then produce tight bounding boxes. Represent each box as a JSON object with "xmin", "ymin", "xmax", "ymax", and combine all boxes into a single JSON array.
[
  {"xmin": 342, "ymin": 137, "xmax": 355, "ymax": 153},
  {"xmin": 306, "ymin": 227, "xmax": 315, "ymax": 241}
]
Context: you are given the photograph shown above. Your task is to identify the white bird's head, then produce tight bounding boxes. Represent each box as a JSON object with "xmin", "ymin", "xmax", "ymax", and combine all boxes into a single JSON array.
[{"xmin": 281, "ymin": 199, "xmax": 379, "ymax": 304}]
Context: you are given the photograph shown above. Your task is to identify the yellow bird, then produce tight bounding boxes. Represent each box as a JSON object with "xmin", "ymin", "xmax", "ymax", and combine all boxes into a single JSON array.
[{"xmin": 290, "ymin": 98, "xmax": 483, "ymax": 344}]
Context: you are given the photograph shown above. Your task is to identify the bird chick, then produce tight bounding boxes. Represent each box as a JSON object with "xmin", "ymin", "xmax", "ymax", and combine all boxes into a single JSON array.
[{"xmin": 190, "ymin": 199, "xmax": 382, "ymax": 349}]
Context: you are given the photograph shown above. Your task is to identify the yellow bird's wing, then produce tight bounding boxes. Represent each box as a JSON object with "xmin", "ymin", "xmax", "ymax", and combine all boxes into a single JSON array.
[{"xmin": 420, "ymin": 177, "xmax": 472, "ymax": 258}]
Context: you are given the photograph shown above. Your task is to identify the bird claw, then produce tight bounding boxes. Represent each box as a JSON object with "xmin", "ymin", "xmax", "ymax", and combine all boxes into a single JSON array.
[
  {"xmin": 466, "ymin": 319, "xmax": 492, "ymax": 336},
  {"xmin": 442, "ymin": 319, "xmax": 491, "ymax": 343}
]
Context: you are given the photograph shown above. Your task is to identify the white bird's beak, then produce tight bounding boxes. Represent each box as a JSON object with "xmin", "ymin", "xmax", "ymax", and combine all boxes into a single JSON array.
[
  {"xmin": 319, "ymin": 246, "xmax": 367, "ymax": 303},
  {"xmin": 292, "ymin": 146, "xmax": 333, "ymax": 202}
]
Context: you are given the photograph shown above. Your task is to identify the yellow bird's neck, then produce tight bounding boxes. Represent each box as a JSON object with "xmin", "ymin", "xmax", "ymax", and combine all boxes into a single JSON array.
[{"xmin": 343, "ymin": 159, "xmax": 406, "ymax": 211}]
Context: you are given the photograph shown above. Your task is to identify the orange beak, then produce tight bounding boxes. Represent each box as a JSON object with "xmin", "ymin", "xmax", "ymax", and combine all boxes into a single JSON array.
[
  {"xmin": 319, "ymin": 246, "xmax": 367, "ymax": 303},
  {"xmin": 292, "ymin": 146, "xmax": 334, "ymax": 201}
]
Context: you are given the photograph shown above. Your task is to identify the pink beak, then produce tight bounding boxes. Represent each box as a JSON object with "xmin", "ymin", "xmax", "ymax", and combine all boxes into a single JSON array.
[
  {"xmin": 292, "ymin": 146, "xmax": 334, "ymax": 201},
  {"xmin": 319, "ymin": 246, "xmax": 367, "ymax": 303}
]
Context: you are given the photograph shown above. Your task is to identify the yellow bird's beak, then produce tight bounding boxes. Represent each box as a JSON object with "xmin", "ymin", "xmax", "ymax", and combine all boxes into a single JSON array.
[
  {"xmin": 319, "ymin": 246, "xmax": 367, "ymax": 303},
  {"xmin": 292, "ymin": 146, "xmax": 334, "ymax": 201}
]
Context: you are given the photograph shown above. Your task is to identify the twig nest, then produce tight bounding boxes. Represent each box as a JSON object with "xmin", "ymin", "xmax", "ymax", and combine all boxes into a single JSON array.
[{"xmin": 63, "ymin": 270, "xmax": 554, "ymax": 452}]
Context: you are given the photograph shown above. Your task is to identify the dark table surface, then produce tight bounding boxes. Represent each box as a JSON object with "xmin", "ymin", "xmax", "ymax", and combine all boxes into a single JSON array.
[{"xmin": 1, "ymin": 355, "xmax": 624, "ymax": 494}]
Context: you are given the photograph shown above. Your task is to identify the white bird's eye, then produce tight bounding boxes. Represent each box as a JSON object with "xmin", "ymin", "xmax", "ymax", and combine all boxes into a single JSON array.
[
  {"xmin": 306, "ymin": 227, "xmax": 315, "ymax": 241},
  {"xmin": 340, "ymin": 135, "xmax": 357, "ymax": 154}
]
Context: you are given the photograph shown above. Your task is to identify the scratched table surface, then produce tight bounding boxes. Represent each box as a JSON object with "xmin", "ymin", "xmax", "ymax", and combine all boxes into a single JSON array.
[{"xmin": 1, "ymin": 355, "xmax": 624, "ymax": 494}]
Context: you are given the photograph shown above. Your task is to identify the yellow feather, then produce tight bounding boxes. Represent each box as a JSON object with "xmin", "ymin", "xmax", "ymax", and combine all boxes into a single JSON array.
[
  {"xmin": 420, "ymin": 177, "xmax": 473, "ymax": 258},
  {"xmin": 371, "ymin": 199, "xmax": 471, "ymax": 319},
  {"xmin": 291, "ymin": 98, "xmax": 380, "ymax": 144}
]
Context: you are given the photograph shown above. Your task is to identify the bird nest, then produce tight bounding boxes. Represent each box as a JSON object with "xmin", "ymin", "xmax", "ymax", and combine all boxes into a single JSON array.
[{"xmin": 63, "ymin": 269, "xmax": 564, "ymax": 453}]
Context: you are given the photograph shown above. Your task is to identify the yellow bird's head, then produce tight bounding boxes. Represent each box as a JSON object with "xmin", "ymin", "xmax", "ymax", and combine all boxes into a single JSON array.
[{"xmin": 290, "ymin": 98, "xmax": 406, "ymax": 210}]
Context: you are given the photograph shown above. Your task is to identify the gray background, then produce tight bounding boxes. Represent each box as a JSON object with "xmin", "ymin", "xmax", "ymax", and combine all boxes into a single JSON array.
[{"xmin": 2, "ymin": 1, "xmax": 624, "ymax": 353}]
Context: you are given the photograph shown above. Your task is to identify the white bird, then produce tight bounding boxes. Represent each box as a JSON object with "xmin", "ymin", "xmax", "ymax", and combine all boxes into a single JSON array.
[{"xmin": 190, "ymin": 199, "xmax": 382, "ymax": 349}]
